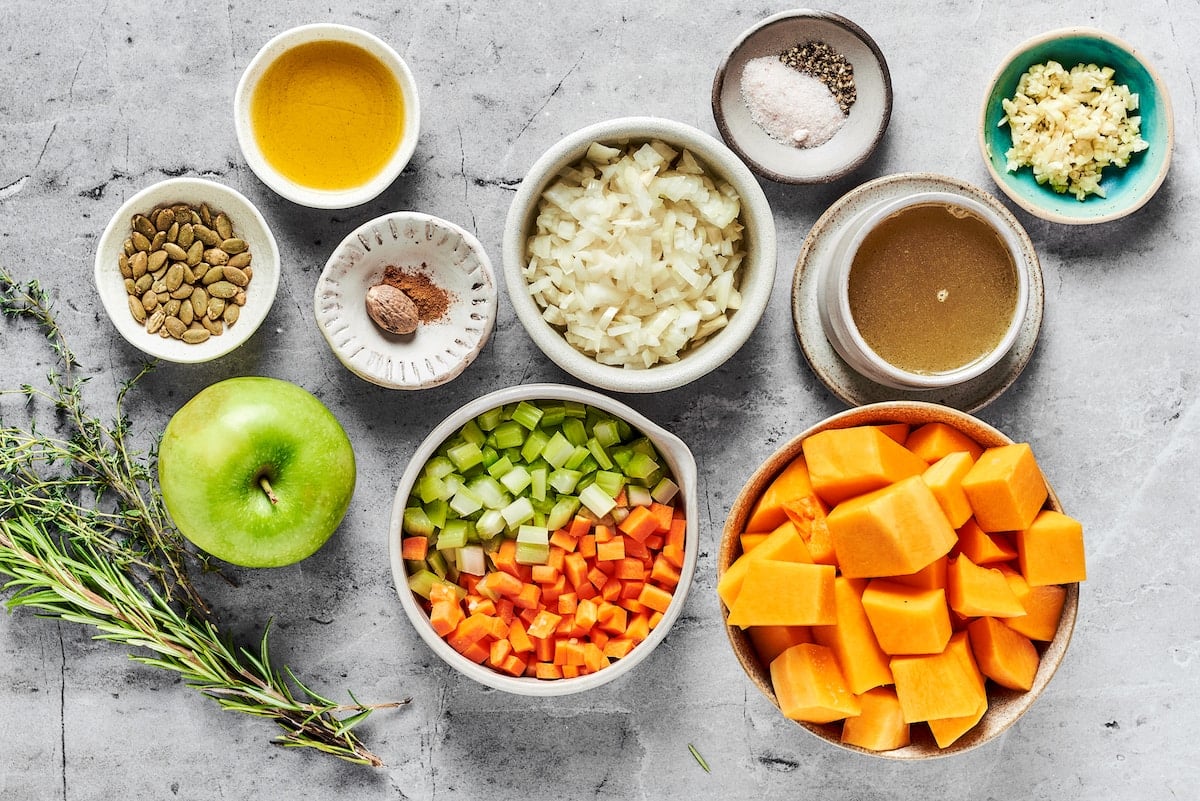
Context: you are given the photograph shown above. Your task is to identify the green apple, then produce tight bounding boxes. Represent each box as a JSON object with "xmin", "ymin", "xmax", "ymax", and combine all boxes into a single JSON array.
[{"xmin": 158, "ymin": 376, "xmax": 356, "ymax": 568}]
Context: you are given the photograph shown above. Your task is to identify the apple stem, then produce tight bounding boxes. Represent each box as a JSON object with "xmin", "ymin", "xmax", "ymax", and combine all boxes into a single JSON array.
[{"xmin": 259, "ymin": 476, "xmax": 279, "ymax": 505}]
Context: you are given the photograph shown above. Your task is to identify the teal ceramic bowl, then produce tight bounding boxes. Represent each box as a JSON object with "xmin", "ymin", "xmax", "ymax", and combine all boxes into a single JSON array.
[{"xmin": 979, "ymin": 28, "xmax": 1173, "ymax": 225}]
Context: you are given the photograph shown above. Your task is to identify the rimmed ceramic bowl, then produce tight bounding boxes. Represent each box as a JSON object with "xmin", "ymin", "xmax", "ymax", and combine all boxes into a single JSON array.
[
  {"xmin": 93, "ymin": 177, "xmax": 280, "ymax": 364},
  {"xmin": 712, "ymin": 9, "xmax": 892, "ymax": 184},
  {"xmin": 502, "ymin": 116, "xmax": 776, "ymax": 394},
  {"xmin": 979, "ymin": 27, "xmax": 1173, "ymax": 224},
  {"xmin": 388, "ymin": 383, "xmax": 700, "ymax": 695},
  {"xmin": 234, "ymin": 23, "xmax": 420, "ymax": 209},
  {"xmin": 719, "ymin": 401, "xmax": 1079, "ymax": 758},
  {"xmin": 314, "ymin": 212, "xmax": 496, "ymax": 390}
]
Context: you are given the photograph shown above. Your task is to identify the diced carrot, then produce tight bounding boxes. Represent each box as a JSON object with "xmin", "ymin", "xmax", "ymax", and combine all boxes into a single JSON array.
[
  {"xmin": 619, "ymin": 506, "xmax": 658, "ymax": 542},
  {"xmin": 601, "ymin": 575, "xmax": 622, "ymax": 602},
  {"xmin": 662, "ymin": 543, "xmax": 685, "ymax": 569},
  {"xmin": 648, "ymin": 610, "xmax": 664, "ymax": 629},
  {"xmin": 667, "ymin": 517, "xmax": 686, "ymax": 550},
  {"xmin": 555, "ymin": 617, "xmax": 576, "ymax": 637},
  {"xmin": 495, "ymin": 598, "xmax": 516, "ymax": 626},
  {"xmin": 488, "ymin": 616, "xmax": 508, "ymax": 640},
  {"xmin": 547, "ymin": 546, "xmax": 566, "ymax": 572},
  {"xmin": 484, "ymin": 569, "xmax": 524, "ymax": 598},
  {"xmin": 590, "ymin": 628, "xmax": 611, "ymax": 649},
  {"xmin": 560, "ymin": 664, "xmax": 581, "ymax": 679},
  {"xmin": 460, "ymin": 574, "xmax": 483, "ymax": 595},
  {"xmin": 578, "ymin": 534, "xmax": 597, "ymax": 559},
  {"xmin": 620, "ymin": 580, "xmax": 644, "ymax": 600},
  {"xmin": 568, "ymin": 515, "xmax": 592, "ymax": 539},
  {"xmin": 527, "ymin": 610, "xmax": 563, "ymax": 639},
  {"xmin": 541, "ymin": 574, "xmax": 567, "ymax": 604},
  {"xmin": 550, "ymin": 528, "xmax": 577, "ymax": 552},
  {"xmin": 626, "ymin": 613, "xmax": 651, "ymax": 642},
  {"xmin": 618, "ymin": 597, "xmax": 646, "ymax": 614},
  {"xmin": 447, "ymin": 613, "xmax": 493, "ymax": 652},
  {"xmin": 614, "ymin": 488, "xmax": 628, "ymax": 507},
  {"xmin": 596, "ymin": 538, "xmax": 626, "ymax": 562},
  {"xmin": 532, "ymin": 564, "xmax": 560, "ymax": 584},
  {"xmin": 458, "ymin": 640, "xmax": 490, "ymax": 664},
  {"xmin": 644, "ymin": 533, "xmax": 665, "ymax": 550},
  {"xmin": 623, "ymin": 536, "xmax": 651, "ymax": 560},
  {"xmin": 650, "ymin": 555, "xmax": 681, "ymax": 587},
  {"xmin": 562, "ymin": 639, "xmax": 586, "ymax": 667},
  {"xmin": 564, "ymin": 552, "xmax": 589, "ymax": 589},
  {"xmin": 594, "ymin": 523, "xmax": 616, "ymax": 544},
  {"xmin": 604, "ymin": 638, "xmax": 635, "ymax": 658},
  {"xmin": 638, "ymin": 583, "xmax": 675, "ymax": 614},
  {"xmin": 583, "ymin": 642, "xmax": 607, "ymax": 672},
  {"xmin": 533, "ymin": 635, "xmax": 555, "ymax": 663},
  {"xmin": 466, "ymin": 596, "xmax": 497, "ymax": 617},
  {"xmin": 491, "ymin": 539, "xmax": 521, "ymax": 577},
  {"xmin": 615, "ymin": 557, "xmax": 647, "ymax": 580},
  {"xmin": 535, "ymin": 662, "xmax": 562, "ymax": 679},
  {"xmin": 496, "ymin": 654, "xmax": 527, "ymax": 677},
  {"xmin": 558, "ymin": 592, "xmax": 579, "ymax": 615},
  {"xmin": 512, "ymin": 582, "xmax": 541, "ymax": 611},
  {"xmin": 648, "ymin": 502, "xmax": 675, "ymax": 534},
  {"xmin": 587, "ymin": 566, "xmax": 610, "ymax": 589},
  {"xmin": 508, "ymin": 619, "xmax": 534, "ymax": 653},
  {"xmin": 429, "ymin": 582, "xmax": 460, "ymax": 605},
  {"xmin": 429, "ymin": 600, "xmax": 464, "ymax": 637},
  {"xmin": 597, "ymin": 602, "xmax": 627, "ymax": 634},
  {"xmin": 575, "ymin": 597, "xmax": 599, "ymax": 632},
  {"xmin": 401, "ymin": 536, "xmax": 428, "ymax": 561},
  {"xmin": 489, "ymin": 638, "xmax": 512, "ymax": 667}
]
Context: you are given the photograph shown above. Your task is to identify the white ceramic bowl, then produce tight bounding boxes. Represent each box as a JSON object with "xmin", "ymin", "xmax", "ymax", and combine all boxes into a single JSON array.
[
  {"xmin": 233, "ymin": 23, "xmax": 420, "ymax": 209},
  {"xmin": 388, "ymin": 383, "xmax": 700, "ymax": 695},
  {"xmin": 817, "ymin": 190, "xmax": 1030, "ymax": 390},
  {"xmin": 93, "ymin": 177, "xmax": 280, "ymax": 364},
  {"xmin": 502, "ymin": 116, "xmax": 776, "ymax": 394},
  {"xmin": 314, "ymin": 212, "xmax": 497, "ymax": 390},
  {"xmin": 712, "ymin": 10, "xmax": 892, "ymax": 184}
]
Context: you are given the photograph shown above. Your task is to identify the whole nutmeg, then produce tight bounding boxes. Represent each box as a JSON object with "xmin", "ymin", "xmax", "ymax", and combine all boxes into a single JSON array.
[{"xmin": 365, "ymin": 283, "xmax": 419, "ymax": 335}]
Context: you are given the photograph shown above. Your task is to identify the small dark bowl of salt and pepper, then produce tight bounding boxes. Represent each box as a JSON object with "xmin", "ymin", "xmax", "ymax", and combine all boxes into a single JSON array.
[{"xmin": 712, "ymin": 9, "xmax": 892, "ymax": 184}]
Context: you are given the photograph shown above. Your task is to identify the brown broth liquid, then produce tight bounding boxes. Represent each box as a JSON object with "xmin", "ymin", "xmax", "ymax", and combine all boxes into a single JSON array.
[{"xmin": 847, "ymin": 203, "xmax": 1019, "ymax": 375}]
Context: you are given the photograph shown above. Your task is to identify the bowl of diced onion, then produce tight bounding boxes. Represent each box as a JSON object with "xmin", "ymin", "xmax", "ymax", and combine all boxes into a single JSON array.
[
  {"xmin": 388, "ymin": 383, "xmax": 700, "ymax": 695},
  {"xmin": 502, "ymin": 117, "xmax": 777, "ymax": 393}
]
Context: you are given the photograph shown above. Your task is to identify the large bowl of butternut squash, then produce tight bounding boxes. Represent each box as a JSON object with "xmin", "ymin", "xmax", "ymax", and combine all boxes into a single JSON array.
[{"xmin": 718, "ymin": 401, "xmax": 1083, "ymax": 757}]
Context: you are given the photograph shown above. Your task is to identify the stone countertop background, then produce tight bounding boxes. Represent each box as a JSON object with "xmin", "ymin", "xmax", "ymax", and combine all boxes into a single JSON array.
[{"xmin": 1, "ymin": 1, "xmax": 1196, "ymax": 798}]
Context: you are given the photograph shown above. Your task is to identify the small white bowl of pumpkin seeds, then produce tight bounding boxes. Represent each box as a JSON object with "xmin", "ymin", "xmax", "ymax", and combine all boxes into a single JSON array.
[{"xmin": 93, "ymin": 177, "xmax": 281, "ymax": 363}]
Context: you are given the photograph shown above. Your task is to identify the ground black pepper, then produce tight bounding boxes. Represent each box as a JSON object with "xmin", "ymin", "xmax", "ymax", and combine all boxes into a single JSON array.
[{"xmin": 780, "ymin": 40, "xmax": 856, "ymax": 115}]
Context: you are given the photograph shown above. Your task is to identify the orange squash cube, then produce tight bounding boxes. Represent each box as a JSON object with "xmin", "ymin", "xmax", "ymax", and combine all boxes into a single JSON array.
[
  {"xmin": 890, "ymin": 631, "xmax": 986, "ymax": 723},
  {"xmin": 960, "ymin": 443, "xmax": 1047, "ymax": 532},
  {"xmin": 803, "ymin": 426, "xmax": 929, "ymax": 506},
  {"xmin": 889, "ymin": 554, "xmax": 948, "ymax": 591},
  {"xmin": 747, "ymin": 625, "xmax": 812, "ymax": 664},
  {"xmin": 947, "ymin": 555, "xmax": 1026, "ymax": 618},
  {"xmin": 927, "ymin": 695, "xmax": 987, "ymax": 749},
  {"xmin": 841, "ymin": 686, "xmax": 911, "ymax": 752},
  {"xmin": 1003, "ymin": 579, "xmax": 1067, "ymax": 642},
  {"xmin": 955, "ymin": 518, "xmax": 1018, "ymax": 564},
  {"xmin": 813, "ymin": 577, "xmax": 893, "ymax": 693},
  {"xmin": 718, "ymin": 520, "xmax": 813, "ymax": 609},
  {"xmin": 968, "ymin": 616, "xmax": 1040, "ymax": 691},
  {"xmin": 921, "ymin": 451, "xmax": 976, "ymax": 528},
  {"xmin": 904, "ymin": 422, "xmax": 984, "ymax": 463},
  {"xmin": 745, "ymin": 455, "xmax": 823, "ymax": 533},
  {"xmin": 769, "ymin": 643, "xmax": 861, "ymax": 724},
  {"xmin": 1016, "ymin": 510, "xmax": 1087, "ymax": 586},
  {"xmin": 861, "ymin": 580, "xmax": 953, "ymax": 655},
  {"xmin": 726, "ymin": 560, "xmax": 836, "ymax": 628}
]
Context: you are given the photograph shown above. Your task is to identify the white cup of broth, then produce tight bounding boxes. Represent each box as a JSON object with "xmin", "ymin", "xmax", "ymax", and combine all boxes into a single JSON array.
[{"xmin": 819, "ymin": 191, "xmax": 1029, "ymax": 390}]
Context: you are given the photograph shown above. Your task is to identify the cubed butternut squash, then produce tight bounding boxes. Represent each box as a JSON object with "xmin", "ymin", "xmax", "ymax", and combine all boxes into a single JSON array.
[
  {"xmin": 890, "ymin": 554, "xmax": 948, "ymax": 591},
  {"xmin": 745, "ymin": 455, "xmax": 822, "ymax": 533},
  {"xmin": 747, "ymin": 625, "xmax": 812, "ymax": 664},
  {"xmin": 813, "ymin": 577, "xmax": 893, "ymax": 693},
  {"xmin": 891, "ymin": 631, "xmax": 986, "ymax": 723},
  {"xmin": 784, "ymin": 495, "xmax": 837, "ymax": 565},
  {"xmin": 1002, "ymin": 577, "xmax": 1067, "ymax": 642},
  {"xmin": 826, "ymin": 476, "xmax": 958, "ymax": 579},
  {"xmin": 841, "ymin": 686, "xmax": 910, "ymax": 752},
  {"xmin": 960, "ymin": 443, "xmax": 1047, "ymax": 532},
  {"xmin": 904, "ymin": 422, "xmax": 984, "ymax": 463},
  {"xmin": 803, "ymin": 426, "xmax": 929, "ymax": 506},
  {"xmin": 927, "ymin": 695, "xmax": 988, "ymax": 749},
  {"xmin": 921, "ymin": 451, "xmax": 976, "ymax": 528},
  {"xmin": 861, "ymin": 580, "xmax": 953, "ymax": 655},
  {"xmin": 726, "ymin": 560, "xmax": 836, "ymax": 628},
  {"xmin": 873, "ymin": 423, "xmax": 911, "ymax": 444},
  {"xmin": 770, "ymin": 643, "xmax": 861, "ymax": 724},
  {"xmin": 968, "ymin": 616, "xmax": 1040, "ymax": 691},
  {"xmin": 1016, "ymin": 509, "xmax": 1087, "ymax": 586},
  {"xmin": 718, "ymin": 520, "xmax": 813, "ymax": 608},
  {"xmin": 947, "ymin": 555, "xmax": 1026, "ymax": 618},
  {"xmin": 955, "ymin": 518, "xmax": 1018, "ymax": 564}
]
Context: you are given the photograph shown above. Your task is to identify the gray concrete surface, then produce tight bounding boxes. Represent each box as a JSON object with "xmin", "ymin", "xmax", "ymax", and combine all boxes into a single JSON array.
[{"xmin": 2, "ymin": 1, "xmax": 1196, "ymax": 799}]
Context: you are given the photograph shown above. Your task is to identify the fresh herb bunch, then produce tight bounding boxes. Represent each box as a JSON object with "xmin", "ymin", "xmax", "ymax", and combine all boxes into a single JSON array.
[{"xmin": 0, "ymin": 269, "xmax": 404, "ymax": 766}]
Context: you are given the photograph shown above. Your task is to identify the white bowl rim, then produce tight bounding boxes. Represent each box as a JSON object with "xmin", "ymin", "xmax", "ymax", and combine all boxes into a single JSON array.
[
  {"xmin": 502, "ymin": 115, "xmax": 777, "ymax": 394},
  {"xmin": 977, "ymin": 26, "xmax": 1175, "ymax": 225},
  {"xmin": 387, "ymin": 382, "xmax": 700, "ymax": 696},
  {"xmin": 233, "ymin": 23, "xmax": 421, "ymax": 210},
  {"xmin": 824, "ymin": 191, "xmax": 1030, "ymax": 389},
  {"xmin": 92, "ymin": 176, "xmax": 281, "ymax": 364}
]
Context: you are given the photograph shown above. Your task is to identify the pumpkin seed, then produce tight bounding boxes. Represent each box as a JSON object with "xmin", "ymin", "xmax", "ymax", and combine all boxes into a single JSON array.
[
  {"xmin": 167, "ymin": 221, "xmax": 180, "ymax": 244},
  {"xmin": 214, "ymin": 213, "xmax": 233, "ymax": 240},
  {"xmin": 118, "ymin": 253, "xmax": 132, "ymax": 279},
  {"xmin": 148, "ymin": 249, "xmax": 169, "ymax": 273},
  {"xmin": 164, "ymin": 298, "xmax": 181, "ymax": 318},
  {"xmin": 123, "ymin": 238, "xmax": 135, "ymax": 257},
  {"xmin": 146, "ymin": 308, "xmax": 165, "ymax": 333},
  {"xmin": 133, "ymin": 214, "xmax": 156, "ymax": 239},
  {"xmin": 186, "ymin": 240, "xmax": 204, "ymax": 266},
  {"xmin": 202, "ymin": 266, "xmax": 225, "ymax": 285},
  {"xmin": 131, "ymin": 249, "xmax": 148, "ymax": 278},
  {"xmin": 183, "ymin": 327, "xmax": 211, "ymax": 344},
  {"xmin": 233, "ymin": 290, "xmax": 247, "ymax": 306},
  {"xmin": 134, "ymin": 274, "xmax": 153, "ymax": 294},
  {"xmin": 177, "ymin": 223, "xmax": 195, "ymax": 249},
  {"xmin": 208, "ymin": 298, "xmax": 226, "ymax": 319},
  {"xmin": 204, "ymin": 248, "xmax": 229, "ymax": 266},
  {"xmin": 173, "ymin": 206, "xmax": 191, "ymax": 224},
  {"xmin": 155, "ymin": 208, "xmax": 175, "ymax": 232},
  {"xmin": 131, "ymin": 231, "xmax": 151, "ymax": 252},
  {"xmin": 191, "ymin": 286, "xmax": 208, "ymax": 316},
  {"xmin": 208, "ymin": 280, "xmax": 238, "ymax": 299},
  {"xmin": 201, "ymin": 314, "xmax": 223, "ymax": 336},
  {"xmin": 223, "ymin": 303, "xmax": 240, "ymax": 326},
  {"xmin": 180, "ymin": 298, "xmax": 194, "ymax": 326},
  {"xmin": 165, "ymin": 263, "xmax": 185, "ymax": 292},
  {"xmin": 228, "ymin": 251, "xmax": 252, "ymax": 269},
  {"xmin": 141, "ymin": 289, "xmax": 159, "ymax": 312},
  {"xmin": 162, "ymin": 242, "xmax": 187, "ymax": 262},
  {"xmin": 193, "ymin": 224, "xmax": 220, "ymax": 247},
  {"xmin": 170, "ymin": 283, "xmax": 194, "ymax": 300},
  {"xmin": 199, "ymin": 203, "xmax": 213, "ymax": 228},
  {"xmin": 220, "ymin": 238, "xmax": 247, "ymax": 254},
  {"xmin": 222, "ymin": 266, "xmax": 249, "ymax": 287},
  {"xmin": 128, "ymin": 295, "xmax": 147, "ymax": 324},
  {"xmin": 151, "ymin": 231, "xmax": 167, "ymax": 251},
  {"xmin": 124, "ymin": 278, "xmax": 136, "ymax": 295},
  {"xmin": 165, "ymin": 316, "xmax": 187, "ymax": 339}
]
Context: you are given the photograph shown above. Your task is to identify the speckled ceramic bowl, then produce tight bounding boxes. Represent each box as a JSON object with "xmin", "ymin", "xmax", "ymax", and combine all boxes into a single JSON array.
[
  {"xmin": 502, "ymin": 116, "xmax": 776, "ymax": 394},
  {"xmin": 719, "ymin": 401, "xmax": 1079, "ymax": 758},
  {"xmin": 979, "ymin": 27, "xmax": 1173, "ymax": 224},
  {"xmin": 389, "ymin": 383, "xmax": 700, "ymax": 695},
  {"xmin": 712, "ymin": 10, "xmax": 892, "ymax": 184},
  {"xmin": 94, "ymin": 177, "xmax": 280, "ymax": 364},
  {"xmin": 314, "ymin": 212, "xmax": 496, "ymax": 389}
]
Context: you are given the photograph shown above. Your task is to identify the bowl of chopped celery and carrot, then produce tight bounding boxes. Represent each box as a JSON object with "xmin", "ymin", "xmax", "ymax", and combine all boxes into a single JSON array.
[{"xmin": 388, "ymin": 383, "xmax": 698, "ymax": 695}]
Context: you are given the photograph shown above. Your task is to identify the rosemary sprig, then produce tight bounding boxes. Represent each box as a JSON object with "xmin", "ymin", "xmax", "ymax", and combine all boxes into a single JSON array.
[{"xmin": 0, "ymin": 269, "xmax": 406, "ymax": 765}]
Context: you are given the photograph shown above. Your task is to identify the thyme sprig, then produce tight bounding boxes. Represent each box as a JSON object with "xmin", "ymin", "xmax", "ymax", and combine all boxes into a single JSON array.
[{"xmin": 0, "ymin": 269, "xmax": 405, "ymax": 766}]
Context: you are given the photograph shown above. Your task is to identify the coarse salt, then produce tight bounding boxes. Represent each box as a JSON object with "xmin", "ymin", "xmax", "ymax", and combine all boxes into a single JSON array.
[{"xmin": 740, "ymin": 56, "xmax": 846, "ymax": 148}]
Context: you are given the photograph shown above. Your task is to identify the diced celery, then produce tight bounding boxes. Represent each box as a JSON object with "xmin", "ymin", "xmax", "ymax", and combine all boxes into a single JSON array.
[
  {"xmin": 468, "ymin": 475, "xmax": 509, "ymax": 510},
  {"xmin": 593, "ymin": 470, "xmax": 626, "ymax": 498},
  {"xmin": 542, "ymin": 431, "xmax": 575, "ymax": 468},
  {"xmin": 407, "ymin": 569, "xmax": 442, "ymax": 600},
  {"xmin": 521, "ymin": 429, "xmax": 550, "ymax": 462},
  {"xmin": 563, "ymin": 400, "xmax": 587, "ymax": 418},
  {"xmin": 539, "ymin": 403, "xmax": 566, "ymax": 427},
  {"xmin": 426, "ymin": 549, "xmax": 448, "ymax": 579},
  {"xmin": 627, "ymin": 484, "xmax": 653, "ymax": 507},
  {"xmin": 530, "ymin": 466, "xmax": 548, "ymax": 502},
  {"xmin": 626, "ymin": 451, "xmax": 660, "ymax": 481},
  {"xmin": 416, "ymin": 474, "xmax": 450, "ymax": 504},
  {"xmin": 548, "ymin": 468, "xmax": 583, "ymax": 494},
  {"xmin": 579, "ymin": 483, "xmax": 617, "ymax": 518},
  {"xmin": 577, "ymin": 455, "xmax": 600, "ymax": 474},
  {"xmin": 593, "ymin": 418, "xmax": 622, "ymax": 448},
  {"xmin": 652, "ymin": 476, "xmax": 680, "ymax": 503},
  {"xmin": 449, "ymin": 486, "xmax": 483, "ymax": 517},
  {"xmin": 575, "ymin": 471, "xmax": 596, "ymax": 493},
  {"xmin": 424, "ymin": 455, "xmax": 457, "ymax": 480},
  {"xmin": 562, "ymin": 417, "xmax": 587, "ymax": 447},
  {"xmin": 425, "ymin": 499, "xmax": 448, "ymax": 529},
  {"xmin": 501, "ymin": 496, "xmax": 535, "ymax": 528},
  {"xmin": 442, "ymin": 473, "xmax": 465, "ymax": 497},
  {"xmin": 631, "ymin": 437, "xmax": 658, "ymax": 458},
  {"xmin": 563, "ymin": 444, "xmax": 591, "ymax": 470},
  {"xmin": 512, "ymin": 400, "xmax": 544, "ymax": 430},
  {"xmin": 476, "ymin": 509, "xmax": 507, "ymax": 539},
  {"xmin": 447, "ymin": 441, "xmax": 484, "ymax": 471},
  {"xmin": 499, "ymin": 464, "xmax": 532, "ymax": 495},
  {"xmin": 617, "ymin": 419, "xmax": 634, "ymax": 441},
  {"xmin": 515, "ymin": 525, "xmax": 550, "ymax": 565},
  {"xmin": 460, "ymin": 419, "xmax": 486, "ymax": 446},
  {"xmin": 403, "ymin": 506, "xmax": 434, "ymax": 537},
  {"xmin": 437, "ymin": 519, "xmax": 472, "ymax": 550},
  {"xmin": 547, "ymin": 496, "xmax": 581, "ymax": 531},
  {"xmin": 611, "ymin": 447, "xmax": 633, "ymax": 471},
  {"xmin": 493, "ymin": 421, "xmax": 525, "ymax": 450},
  {"xmin": 456, "ymin": 544, "xmax": 487, "ymax": 576},
  {"xmin": 586, "ymin": 437, "xmax": 614, "ymax": 469},
  {"xmin": 480, "ymin": 445, "xmax": 499, "ymax": 468},
  {"xmin": 477, "ymin": 406, "xmax": 504, "ymax": 432},
  {"xmin": 486, "ymin": 454, "xmax": 515, "ymax": 479}
]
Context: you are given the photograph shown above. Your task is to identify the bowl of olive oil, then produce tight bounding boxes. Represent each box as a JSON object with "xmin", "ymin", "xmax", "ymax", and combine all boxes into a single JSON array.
[
  {"xmin": 234, "ymin": 24, "xmax": 420, "ymax": 209},
  {"xmin": 818, "ymin": 190, "xmax": 1030, "ymax": 391}
]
